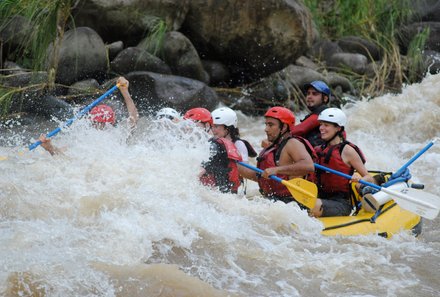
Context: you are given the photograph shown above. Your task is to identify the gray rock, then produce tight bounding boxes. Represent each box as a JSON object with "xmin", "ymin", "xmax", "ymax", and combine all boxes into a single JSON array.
[
  {"xmin": 110, "ymin": 47, "xmax": 171, "ymax": 75},
  {"xmin": 106, "ymin": 41, "xmax": 124, "ymax": 60},
  {"xmin": 160, "ymin": 31, "xmax": 209, "ymax": 83},
  {"xmin": 123, "ymin": 71, "xmax": 218, "ymax": 114},
  {"xmin": 399, "ymin": 22, "xmax": 440, "ymax": 53},
  {"xmin": 329, "ymin": 53, "xmax": 368, "ymax": 75},
  {"xmin": 47, "ymin": 27, "xmax": 108, "ymax": 85},
  {"xmin": 67, "ymin": 79, "xmax": 101, "ymax": 96},
  {"xmin": 1, "ymin": 71, "xmax": 48, "ymax": 87},
  {"xmin": 309, "ymin": 40, "xmax": 343, "ymax": 64},
  {"xmin": 183, "ymin": 0, "xmax": 315, "ymax": 78},
  {"xmin": 71, "ymin": 0, "xmax": 190, "ymax": 45},
  {"xmin": 202, "ymin": 60, "xmax": 230, "ymax": 86},
  {"xmin": 0, "ymin": 15, "xmax": 32, "ymax": 49},
  {"xmin": 337, "ymin": 36, "xmax": 381, "ymax": 61}
]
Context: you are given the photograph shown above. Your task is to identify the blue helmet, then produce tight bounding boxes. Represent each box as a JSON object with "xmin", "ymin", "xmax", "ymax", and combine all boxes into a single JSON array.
[{"xmin": 304, "ymin": 80, "xmax": 331, "ymax": 97}]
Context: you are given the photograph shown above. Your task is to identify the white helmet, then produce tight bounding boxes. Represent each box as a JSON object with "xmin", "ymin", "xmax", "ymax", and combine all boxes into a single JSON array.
[
  {"xmin": 156, "ymin": 107, "xmax": 181, "ymax": 120},
  {"xmin": 211, "ymin": 107, "xmax": 238, "ymax": 127},
  {"xmin": 318, "ymin": 108, "xmax": 347, "ymax": 127}
]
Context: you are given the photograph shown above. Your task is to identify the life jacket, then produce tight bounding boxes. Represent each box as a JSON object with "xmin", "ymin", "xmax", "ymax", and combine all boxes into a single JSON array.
[
  {"xmin": 316, "ymin": 140, "xmax": 366, "ymax": 196},
  {"xmin": 257, "ymin": 135, "xmax": 317, "ymax": 197},
  {"xmin": 300, "ymin": 105, "xmax": 328, "ymax": 147},
  {"xmin": 236, "ymin": 138, "xmax": 257, "ymax": 158},
  {"xmin": 200, "ymin": 137, "xmax": 242, "ymax": 193}
]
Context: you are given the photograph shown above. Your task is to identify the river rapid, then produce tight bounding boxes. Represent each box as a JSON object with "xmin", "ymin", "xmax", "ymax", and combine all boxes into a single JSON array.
[{"xmin": 0, "ymin": 73, "xmax": 439, "ymax": 297}]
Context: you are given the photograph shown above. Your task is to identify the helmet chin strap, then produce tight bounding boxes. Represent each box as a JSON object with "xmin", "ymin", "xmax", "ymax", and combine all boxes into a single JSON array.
[{"xmin": 273, "ymin": 124, "xmax": 289, "ymax": 144}]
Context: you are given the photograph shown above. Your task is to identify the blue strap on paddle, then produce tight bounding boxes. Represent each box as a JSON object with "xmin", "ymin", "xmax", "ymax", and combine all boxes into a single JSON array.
[{"xmin": 29, "ymin": 85, "xmax": 119, "ymax": 150}]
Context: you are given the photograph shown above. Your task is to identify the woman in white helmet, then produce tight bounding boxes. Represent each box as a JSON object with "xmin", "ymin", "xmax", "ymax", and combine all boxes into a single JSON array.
[
  {"xmin": 311, "ymin": 108, "xmax": 374, "ymax": 217},
  {"xmin": 211, "ymin": 107, "xmax": 256, "ymax": 163}
]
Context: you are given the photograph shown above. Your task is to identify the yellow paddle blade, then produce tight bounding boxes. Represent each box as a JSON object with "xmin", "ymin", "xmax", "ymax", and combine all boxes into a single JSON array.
[
  {"xmin": 281, "ymin": 178, "xmax": 318, "ymax": 209},
  {"xmin": 0, "ymin": 156, "xmax": 7, "ymax": 161}
]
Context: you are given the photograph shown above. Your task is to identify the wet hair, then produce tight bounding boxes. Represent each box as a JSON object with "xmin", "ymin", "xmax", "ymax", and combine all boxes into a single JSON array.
[{"xmin": 227, "ymin": 126, "xmax": 241, "ymax": 142}]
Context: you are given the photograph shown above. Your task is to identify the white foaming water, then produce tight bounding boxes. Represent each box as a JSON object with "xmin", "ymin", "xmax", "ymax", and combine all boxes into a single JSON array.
[{"xmin": 0, "ymin": 74, "xmax": 439, "ymax": 296}]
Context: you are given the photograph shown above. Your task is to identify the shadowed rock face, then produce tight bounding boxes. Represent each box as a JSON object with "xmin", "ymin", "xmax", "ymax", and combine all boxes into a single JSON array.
[
  {"xmin": 182, "ymin": 0, "xmax": 315, "ymax": 80},
  {"xmin": 124, "ymin": 71, "xmax": 219, "ymax": 113},
  {"xmin": 47, "ymin": 27, "xmax": 108, "ymax": 85},
  {"xmin": 71, "ymin": 0, "xmax": 191, "ymax": 46}
]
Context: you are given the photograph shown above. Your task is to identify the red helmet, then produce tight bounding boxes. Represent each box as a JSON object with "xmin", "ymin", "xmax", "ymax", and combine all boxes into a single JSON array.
[
  {"xmin": 264, "ymin": 106, "xmax": 295, "ymax": 130},
  {"xmin": 183, "ymin": 108, "xmax": 213, "ymax": 125},
  {"xmin": 90, "ymin": 104, "xmax": 115, "ymax": 124}
]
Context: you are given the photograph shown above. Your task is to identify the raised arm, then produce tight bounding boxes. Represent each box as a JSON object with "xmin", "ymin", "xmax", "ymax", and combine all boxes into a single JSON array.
[{"xmin": 117, "ymin": 76, "xmax": 138, "ymax": 129}]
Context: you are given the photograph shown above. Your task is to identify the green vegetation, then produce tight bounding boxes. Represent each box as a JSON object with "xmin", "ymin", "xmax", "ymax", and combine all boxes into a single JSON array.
[
  {"xmin": 0, "ymin": 1, "xmax": 169, "ymax": 118},
  {"xmin": 304, "ymin": 0, "xmax": 428, "ymax": 98},
  {"xmin": 0, "ymin": 0, "xmax": 72, "ymax": 72},
  {"xmin": 138, "ymin": 17, "xmax": 168, "ymax": 57},
  {"xmin": 0, "ymin": 0, "xmax": 73, "ymax": 116}
]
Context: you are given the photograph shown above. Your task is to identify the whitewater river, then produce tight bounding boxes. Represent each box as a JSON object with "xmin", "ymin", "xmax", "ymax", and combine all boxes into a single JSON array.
[{"xmin": 0, "ymin": 73, "xmax": 439, "ymax": 297}]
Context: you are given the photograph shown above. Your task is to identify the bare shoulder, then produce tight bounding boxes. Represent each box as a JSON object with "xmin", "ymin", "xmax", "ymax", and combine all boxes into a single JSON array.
[
  {"xmin": 285, "ymin": 137, "xmax": 305, "ymax": 149},
  {"xmin": 284, "ymin": 137, "xmax": 310, "ymax": 158},
  {"xmin": 341, "ymin": 143, "xmax": 357, "ymax": 157}
]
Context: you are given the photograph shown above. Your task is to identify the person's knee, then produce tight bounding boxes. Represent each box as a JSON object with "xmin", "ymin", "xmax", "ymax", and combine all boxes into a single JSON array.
[{"xmin": 309, "ymin": 199, "xmax": 323, "ymax": 217}]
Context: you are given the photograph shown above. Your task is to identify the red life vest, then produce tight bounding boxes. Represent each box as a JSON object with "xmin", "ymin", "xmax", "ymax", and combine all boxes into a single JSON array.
[
  {"xmin": 316, "ymin": 141, "xmax": 366, "ymax": 195},
  {"xmin": 200, "ymin": 137, "xmax": 242, "ymax": 193},
  {"xmin": 257, "ymin": 136, "xmax": 317, "ymax": 197}
]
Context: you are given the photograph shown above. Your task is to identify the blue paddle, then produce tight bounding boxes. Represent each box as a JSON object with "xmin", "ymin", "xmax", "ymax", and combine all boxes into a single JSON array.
[
  {"xmin": 314, "ymin": 163, "xmax": 439, "ymax": 220},
  {"xmin": 29, "ymin": 84, "xmax": 119, "ymax": 150},
  {"xmin": 390, "ymin": 138, "xmax": 437, "ymax": 180},
  {"xmin": 237, "ymin": 161, "xmax": 318, "ymax": 208}
]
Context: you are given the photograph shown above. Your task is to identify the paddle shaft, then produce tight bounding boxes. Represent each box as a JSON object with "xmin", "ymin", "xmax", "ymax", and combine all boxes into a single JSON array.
[
  {"xmin": 392, "ymin": 139, "xmax": 437, "ymax": 177},
  {"xmin": 29, "ymin": 84, "xmax": 119, "ymax": 150},
  {"xmin": 238, "ymin": 161, "xmax": 318, "ymax": 208},
  {"xmin": 238, "ymin": 161, "xmax": 283, "ymax": 183},
  {"xmin": 314, "ymin": 163, "xmax": 437, "ymax": 209}
]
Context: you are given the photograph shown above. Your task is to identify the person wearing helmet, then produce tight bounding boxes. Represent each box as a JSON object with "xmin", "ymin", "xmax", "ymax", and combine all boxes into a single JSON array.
[
  {"xmin": 155, "ymin": 107, "xmax": 181, "ymax": 123},
  {"xmin": 261, "ymin": 80, "xmax": 331, "ymax": 149},
  {"xmin": 199, "ymin": 107, "xmax": 252, "ymax": 194},
  {"xmin": 290, "ymin": 80, "xmax": 331, "ymax": 147},
  {"xmin": 238, "ymin": 106, "xmax": 315, "ymax": 203},
  {"xmin": 39, "ymin": 76, "xmax": 138, "ymax": 155},
  {"xmin": 311, "ymin": 108, "xmax": 374, "ymax": 217},
  {"xmin": 89, "ymin": 104, "xmax": 116, "ymax": 126},
  {"xmin": 183, "ymin": 107, "xmax": 213, "ymax": 132},
  {"xmin": 211, "ymin": 107, "xmax": 256, "ymax": 163},
  {"xmin": 207, "ymin": 107, "xmax": 257, "ymax": 194}
]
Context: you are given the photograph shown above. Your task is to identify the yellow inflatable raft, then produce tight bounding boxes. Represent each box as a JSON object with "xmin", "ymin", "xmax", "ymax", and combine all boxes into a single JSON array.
[
  {"xmin": 317, "ymin": 174, "xmax": 422, "ymax": 238},
  {"xmin": 318, "ymin": 200, "xmax": 422, "ymax": 238}
]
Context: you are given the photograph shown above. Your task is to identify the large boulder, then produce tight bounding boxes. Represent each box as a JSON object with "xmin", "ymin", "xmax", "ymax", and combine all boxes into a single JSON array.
[
  {"xmin": 47, "ymin": 27, "xmax": 108, "ymax": 85},
  {"xmin": 0, "ymin": 15, "xmax": 32, "ymax": 54},
  {"xmin": 160, "ymin": 31, "xmax": 209, "ymax": 83},
  {"xmin": 110, "ymin": 47, "xmax": 171, "ymax": 75},
  {"xmin": 337, "ymin": 36, "xmax": 381, "ymax": 61},
  {"xmin": 71, "ymin": 0, "xmax": 190, "ymax": 45},
  {"xmin": 182, "ymin": 0, "xmax": 315, "ymax": 80},
  {"xmin": 123, "ymin": 71, "xmax": 218, "ymax": 113}
]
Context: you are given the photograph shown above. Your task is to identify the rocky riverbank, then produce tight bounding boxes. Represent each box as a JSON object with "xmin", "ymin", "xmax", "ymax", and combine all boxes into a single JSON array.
[{"xmin": 1, "ymin": 0, "xmax": 440, "ymax": 121}]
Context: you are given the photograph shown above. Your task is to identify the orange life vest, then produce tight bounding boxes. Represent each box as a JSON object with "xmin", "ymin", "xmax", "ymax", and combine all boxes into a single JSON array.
[
  {"xmin": 200, "ymin": 137, "xmax": 242, "ymax": 193},
  {"xmin": 257, "ymin": 136, "xmax": 317, "ymax": 197},
  {"xmin": 315, "ymin": 141, "xmax": 366, "ymax": 195}
]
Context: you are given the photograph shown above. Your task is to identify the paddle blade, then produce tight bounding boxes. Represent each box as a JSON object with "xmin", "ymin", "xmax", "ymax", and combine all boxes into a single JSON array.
[
  {"xmin": 381, "ymin": 187, "xmax": 440, "ymax": 220},
  {"xmin": 282, "ymin": 178, "xmax": 318, "ymax": 209}
]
